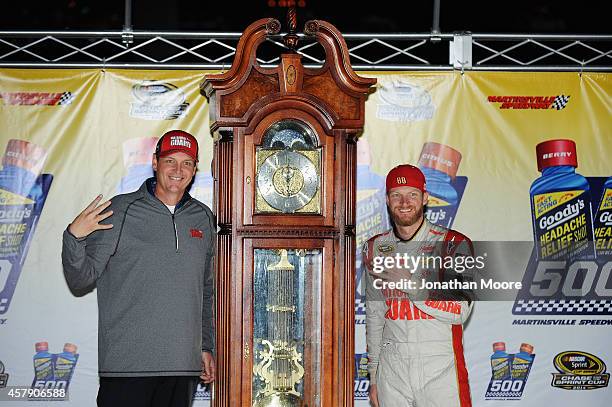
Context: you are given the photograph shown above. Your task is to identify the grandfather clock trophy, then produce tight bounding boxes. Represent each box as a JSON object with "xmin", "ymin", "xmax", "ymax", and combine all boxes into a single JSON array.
[{"xmin": 201, "ymin": 9, "xmax": 375, "ymax": 407}]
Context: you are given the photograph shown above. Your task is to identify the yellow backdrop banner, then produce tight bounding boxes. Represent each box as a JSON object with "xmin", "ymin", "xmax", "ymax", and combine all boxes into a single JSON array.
[{"xmin": 0, "ymin": 69, "xmax": 610, "ymax": 406}]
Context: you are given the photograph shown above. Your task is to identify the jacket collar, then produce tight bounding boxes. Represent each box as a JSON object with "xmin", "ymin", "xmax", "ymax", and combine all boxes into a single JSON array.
[{"xmin": 142, "ymin": 177, "xmax": 192, "ymax": 211}]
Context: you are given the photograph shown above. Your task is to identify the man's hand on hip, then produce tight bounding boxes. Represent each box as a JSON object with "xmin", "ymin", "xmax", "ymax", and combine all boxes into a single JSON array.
[{"xmin": 68, "ymin": 194, "xmax": 113, "ymax": 238}]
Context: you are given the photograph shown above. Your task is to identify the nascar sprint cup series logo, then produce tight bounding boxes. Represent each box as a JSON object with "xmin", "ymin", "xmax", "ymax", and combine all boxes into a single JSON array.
[
  {"xmin": 551, "ymin": 351, "xmax": 610, "ymax": 390},
  {"xmin": 376, "ymin": 80, "xmax": 435, "ymax": 122},
  {"xmin": 130, "ymin": 80, "xmax": 189, "ymax": 120}
]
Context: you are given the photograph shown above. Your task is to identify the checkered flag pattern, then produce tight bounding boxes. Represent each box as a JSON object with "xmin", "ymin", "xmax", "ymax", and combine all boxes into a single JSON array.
[
  {"xmin": 0, "ymin": 298, "xmax": 8, "ymax": 313},
  {"xmin": 513, "ymin": 299, "xmax": 612, "ymax": 314},
  {"xmin": 485, "ymin": 391, "xmax": 522, "ymax": 399},
  {"xmin": 550, "ymin": 94, "xmax": 570, "ymax": 110},
  {"xmin": 355, "ymin": 297, "xmax": 367, "ymax": 315},
  {"xmin": 354, "ymin": 391, "xmax": 369, "ymax": 400},
  {"xmin": 57, "ymin": 91, "xmax": 75, "ymax": 105}
]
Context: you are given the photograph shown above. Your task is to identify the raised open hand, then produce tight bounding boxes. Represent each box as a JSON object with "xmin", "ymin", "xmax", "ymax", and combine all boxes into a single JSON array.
[{"xmin": 68, "ymin": 195, "xmax": 114, "ymax": 239}]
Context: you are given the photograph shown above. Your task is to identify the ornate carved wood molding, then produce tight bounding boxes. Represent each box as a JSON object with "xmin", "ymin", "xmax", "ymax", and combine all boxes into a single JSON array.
[
  {"xmin": 201, "ymin": 18, "xmax": 375, "ymax": 134},
  {"xmin": 236, "ymin": 227, "xmax": 339, "ymax": 238},
  {"xmin": 201, "ymin": 18, "xmax": 280, "ymax": 95}
]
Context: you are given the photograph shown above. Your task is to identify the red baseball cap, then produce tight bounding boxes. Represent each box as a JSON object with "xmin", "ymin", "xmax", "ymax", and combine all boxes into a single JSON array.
[
  {"xmin": 155, "ymin": 130, "xmax": 198, "ymax": 162},
  {"xmin": 386, "ymin": 164, "xmax": 426, "ymax": 192}
]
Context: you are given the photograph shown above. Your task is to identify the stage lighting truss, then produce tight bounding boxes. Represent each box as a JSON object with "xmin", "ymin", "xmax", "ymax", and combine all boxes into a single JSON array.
[{"xmin": 0, "ymin": 31, "xmax": 610, "ymax": 71}]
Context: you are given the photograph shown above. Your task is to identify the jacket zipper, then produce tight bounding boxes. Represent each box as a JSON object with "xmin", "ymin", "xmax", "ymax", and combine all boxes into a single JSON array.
[
  {"xmin": 163, "ymin": 199, "xmax": 190, "ymax": 253},
  {"xmin": 172, "ymin": 213, "xmax": 179, "ymax": 253},
  {"xmin": 174, "ymin": 198, "xmax": 193, "ymax": 253}
]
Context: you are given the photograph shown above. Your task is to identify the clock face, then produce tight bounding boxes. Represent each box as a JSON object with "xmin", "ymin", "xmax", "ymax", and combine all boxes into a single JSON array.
[
  {"xmin": 254, "ymin": 119, "xmax": 321, "ymax": 214},
  {"xmin": 257, "ymin": 150, "xmax": 319, "ymax": 213}
]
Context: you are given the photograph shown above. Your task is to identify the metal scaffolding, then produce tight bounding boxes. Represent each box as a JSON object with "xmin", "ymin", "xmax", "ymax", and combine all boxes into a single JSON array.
[{"xmin": 0, "ymin": 30, "xmax": 610, "ymax": 71}]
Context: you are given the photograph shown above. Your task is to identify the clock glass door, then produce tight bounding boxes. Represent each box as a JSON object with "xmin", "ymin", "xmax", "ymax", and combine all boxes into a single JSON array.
[{"xmin": 252, "ymin": 248, "xmax": 322, "ymax": 407}]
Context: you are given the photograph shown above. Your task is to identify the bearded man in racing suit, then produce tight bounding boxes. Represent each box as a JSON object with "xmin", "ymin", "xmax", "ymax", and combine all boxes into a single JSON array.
[{"xmin": 364, "ymin": 164, "xmax": 475, "ymax": 407}]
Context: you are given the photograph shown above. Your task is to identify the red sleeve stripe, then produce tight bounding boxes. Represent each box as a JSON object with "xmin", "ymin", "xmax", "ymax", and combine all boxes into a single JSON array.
[{"xmin": 452, "ymin": 324, "xmax": 472, "ymax": 407}]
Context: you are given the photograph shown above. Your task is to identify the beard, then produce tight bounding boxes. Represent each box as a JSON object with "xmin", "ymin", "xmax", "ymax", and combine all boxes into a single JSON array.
[{"xmin": 390, "ymin": 204, "xmax": 424, "ymax": 227}]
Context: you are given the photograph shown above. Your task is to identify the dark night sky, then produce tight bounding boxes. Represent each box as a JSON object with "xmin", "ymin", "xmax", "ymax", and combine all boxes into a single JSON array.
[{"xmin": 1, "ymin": 1, "xmax": 609, "ymax": 34}]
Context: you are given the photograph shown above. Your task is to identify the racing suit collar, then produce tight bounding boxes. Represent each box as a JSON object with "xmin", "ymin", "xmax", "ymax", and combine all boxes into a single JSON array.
[{"xmin": 392, "ymin": 217, "xmax": 429, "ymax": 242}]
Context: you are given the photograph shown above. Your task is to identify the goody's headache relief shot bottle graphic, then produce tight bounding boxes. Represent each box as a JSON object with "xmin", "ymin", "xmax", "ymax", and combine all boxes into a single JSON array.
[
  {"xmin": 511, "ymin": 343, "xmax": 534, "ymax": 380},
  {"xmin": 514, "ymin": 142, "xmax": 608, "ymax": 315},
  {"xmin": 33, "ymin": 342, "xmax": 55, "ymax": 382},
  {"xmin": 418, "ymin": 142, "xmax": 465, "ymax": 228},
  {"xmin": 0, "ymin": 139, "xmax": 53, "ymax": 316},
  {"xmin": 31, "ymin": 341, "xmax": 79, "ymax": 398},
  {"xmin": 354, "ymin": 138, "xmax": 389, "ymax": 320},
  {"xmin": 594, "ymin": 176, "xmax": 612, "ymax": 257},
  {"xmin": 490, "ymin": 342, "xmax": 512, "ymax": 380},
  {"xmin": 53, "ymin": 343, "xmax": 79, "ymax": 383},
  {"xmin": 356, "ymin": 138, "xmax": 389, "ymax": 249},
  {"xmin": 486, "ymin": 341, "xmax": 536, "ymax": 400},
  {"xmin": 530, "ymin": 139, "xmax": 595, "ymax": 260}
]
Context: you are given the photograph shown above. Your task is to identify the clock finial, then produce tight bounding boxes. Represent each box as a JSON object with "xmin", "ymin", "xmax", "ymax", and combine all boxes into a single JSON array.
[{"xmin": 283, "ymin": 6, "xmax": 299, "ymax": 51}]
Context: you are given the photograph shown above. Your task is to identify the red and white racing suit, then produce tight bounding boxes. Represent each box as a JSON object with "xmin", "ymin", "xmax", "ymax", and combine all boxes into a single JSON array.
[{"xmin": 363, "ymin": 220, "xmax": 474, "ymax": 407}]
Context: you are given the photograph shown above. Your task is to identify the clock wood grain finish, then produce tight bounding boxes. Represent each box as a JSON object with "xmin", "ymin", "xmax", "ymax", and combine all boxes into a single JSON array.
[{"xmin": 202, "ymin": 15, "xmax": 375, "ymax": 407}]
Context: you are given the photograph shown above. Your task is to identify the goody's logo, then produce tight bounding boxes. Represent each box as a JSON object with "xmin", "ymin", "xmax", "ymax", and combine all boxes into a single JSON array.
[
  {"xmin": 594, "ymin": 186, "xmax": 612, "ymax": 257},
  {"xmin": 130, "ymin": 80, "xmax": 189, "ymax": 120},
  {"xmin": 551, "ymin": 351, "xmax": 610, "ymax": 390},
  {"xmin": 376, "ymin": 80, "xmax": 434, "ymax": 122},
  {"xmin": 354, "ymin": 353, "xmax": 370, "ymax": 400}
]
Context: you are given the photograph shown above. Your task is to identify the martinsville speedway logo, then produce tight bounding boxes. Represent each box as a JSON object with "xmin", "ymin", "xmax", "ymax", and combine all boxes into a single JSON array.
[
  {"xmin": 488, "ymin": 95, "xmax": 570, "ymax": 110},
  {"xmin": 0, "ymin": 92, "xmax": 75, "ymax": 106}
]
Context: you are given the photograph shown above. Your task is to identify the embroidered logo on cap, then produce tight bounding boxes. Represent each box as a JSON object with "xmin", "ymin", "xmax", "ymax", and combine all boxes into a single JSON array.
[{"xmin": 170, "ymin": 136, "xmax": 192, "ymax": 148}]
